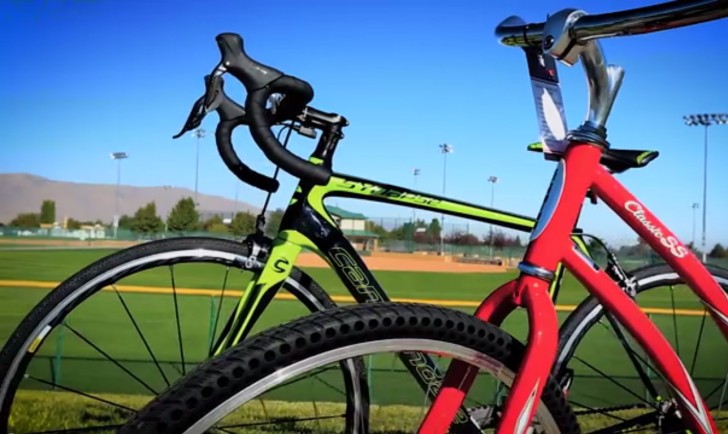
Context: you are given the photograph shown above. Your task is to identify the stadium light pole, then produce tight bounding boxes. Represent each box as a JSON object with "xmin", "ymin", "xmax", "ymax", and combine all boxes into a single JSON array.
[
  {"xmin": 412, "ymin": 168, "xmax": 420, "ymax": 224},
  {"xmin": 691, "ymin": 202, "xmax": 699, "ymax": 248},
  {"xmin": 234, "ymin": 179, "xmax": 241, "ymax": 219},
  {"xmin": 683, "ymin": 113, "xmax": 728, "ymax": 262},
  {"xmin": 192, "ymin": 128, "xmax": 206, "ymax": 205},
  {"xmin": 439, "ymin": 144, "xmax": 453, "ymax": 256},
  {"xmin": 488, "ymin": 176, "xmax": 499, "ymax": 258},
  {"xmin": 162, "ymin": 185, "xmax": 173, "ymax": 235},
  {"xmin": 110, "ymin": 152, "xmax": 129, "ymax": 239}
]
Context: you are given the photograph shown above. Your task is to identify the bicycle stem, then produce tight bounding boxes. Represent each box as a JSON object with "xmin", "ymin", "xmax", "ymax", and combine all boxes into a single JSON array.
[{"xmin": 543, "ymin": 10, "xmax": 625, "ymax": 146}]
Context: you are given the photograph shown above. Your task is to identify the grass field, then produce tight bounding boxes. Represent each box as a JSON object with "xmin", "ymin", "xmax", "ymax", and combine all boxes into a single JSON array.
[
  {"xmin": 1, "ymin": 248, "xmax": 726, "ymax": 432},
  {"xmin": 12, "ymin": 390, "xmax": 725, "ymax": 433}
]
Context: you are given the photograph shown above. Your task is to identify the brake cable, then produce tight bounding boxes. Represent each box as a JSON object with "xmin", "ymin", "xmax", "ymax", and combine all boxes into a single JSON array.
[
  {"xmin": 580, "ymin": 233, "xmax": 637, "ymax": 297},
  {"xmin": 254, "ymin": 122, "xmax": 295, "ymax": 234}
]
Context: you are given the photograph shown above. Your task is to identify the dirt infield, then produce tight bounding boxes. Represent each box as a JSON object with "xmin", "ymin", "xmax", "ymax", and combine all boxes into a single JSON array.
[
  {"xmin": 297, "ymin": 252, "xmax": 508, "ymax": 273},
  {"xmin": 1, "ymin": 238, "xmax": 509, "ymax": 273},
  {"xmin": 0, "ymin": 238, "xmax": 135, "ymax": 248}
]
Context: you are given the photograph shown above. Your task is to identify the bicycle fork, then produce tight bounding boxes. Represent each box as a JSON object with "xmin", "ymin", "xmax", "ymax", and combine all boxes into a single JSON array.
[
  {"xmin": 211, "ymin": 234, "xmax": 302, "ymax": 356},
  {"xmin": 420, "ymin": 276, "xmax": 559, "ymax": 434}
]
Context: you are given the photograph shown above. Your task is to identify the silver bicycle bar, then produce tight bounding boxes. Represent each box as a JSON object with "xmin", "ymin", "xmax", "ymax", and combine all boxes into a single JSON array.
[
  {"xmin": 495, "ymin": 0, "xmax": 728, "ymax": 144},
  {"xmin": 495, "ymin": 0, "xmax": 728, "ymax": 48}
]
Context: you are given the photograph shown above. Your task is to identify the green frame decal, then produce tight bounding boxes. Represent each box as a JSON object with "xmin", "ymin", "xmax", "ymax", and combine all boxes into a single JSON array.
[
  {"xmin": 213, "ymin": 233, "xmax": 306, "ymax": 354},
  {"xmin": 213, "ymin": 169, "xmax": 592, "ymax": 352},
  {"xmin": 313, "ymin": 175, "xmax": 536, "ymax": 231}
]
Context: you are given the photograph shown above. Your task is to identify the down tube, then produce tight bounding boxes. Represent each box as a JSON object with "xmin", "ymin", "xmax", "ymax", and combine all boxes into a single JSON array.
[
  {"xmin": 592, "ymin": 166, "xmax": 728, "ymax": 339},
  {"xmin": 317, "ymin": 233, "xmax": 481, "ymax": 433},
  {"xmin": 563, "ymin": 247, "xmax": 717, "ymax": 434}
]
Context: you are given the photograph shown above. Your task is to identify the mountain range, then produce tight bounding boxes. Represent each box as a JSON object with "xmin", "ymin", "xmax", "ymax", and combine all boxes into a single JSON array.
[{"xmin": 0, "ymin": 173, "xmax": 259, "ymax": 224}]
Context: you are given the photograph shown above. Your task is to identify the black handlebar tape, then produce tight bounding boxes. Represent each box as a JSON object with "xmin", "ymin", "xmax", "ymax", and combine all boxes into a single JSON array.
[
  {"xmin": 214, "ymin": 33, "xmax": 327, "ymax": 184},
  {"xmin": 246, "ymin": 87, "xmax": 331, "ymax": 185},
  {"xmin": 214, "ymin": 78, "xmax": 247, "ymax": 121},
  {"xmin": 215, "ymin": 33, "xmax": 283, "ymax": 91},
  {"xmin": 216, "ymin": 118, "xmax": 280, "ymax": 193},
  {"xmin": 212, "ymin": 78, "xmax": 279, "ymax": 192}
]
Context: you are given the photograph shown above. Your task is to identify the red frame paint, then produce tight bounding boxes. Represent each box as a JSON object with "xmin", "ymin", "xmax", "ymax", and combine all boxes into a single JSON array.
[{"xmin": 420, "ymin": 142, "xmax": 728, "ymax": 434}]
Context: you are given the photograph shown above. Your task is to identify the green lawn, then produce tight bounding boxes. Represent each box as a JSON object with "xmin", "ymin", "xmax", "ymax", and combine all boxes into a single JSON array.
[
  {"xmin": 0, "ymin": 248, "xmax": 704, "ymax": 308},
  {"xmin": 10, "ymin": 390, "xmax": 728, "ymax": 433},
  {"xmin": 1, "ymin": 249, "xmax": 726, "ymax": 432}
]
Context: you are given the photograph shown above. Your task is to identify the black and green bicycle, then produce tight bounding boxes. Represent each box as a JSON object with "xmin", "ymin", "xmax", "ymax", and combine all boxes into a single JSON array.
[{"xmin": 1, "ymin": 32, "xmax": 726, "ymax": 434}]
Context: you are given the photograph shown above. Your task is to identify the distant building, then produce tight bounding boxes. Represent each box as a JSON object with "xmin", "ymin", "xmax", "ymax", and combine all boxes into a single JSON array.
[
  {"xmin": 327, "ymin": 206, "xmax": 379, "ymax": 251},
  {"xmin": 199, "ymin": 211, "xmax": 238, "ymax": 222}
]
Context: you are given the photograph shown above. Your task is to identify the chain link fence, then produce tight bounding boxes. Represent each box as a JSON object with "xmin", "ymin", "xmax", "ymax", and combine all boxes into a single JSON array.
[
  {"xmin": 2, "ymin": 221, "xmax": 727, "ymax": 270},
  {"xmin": 25, "ymin": 309, "xmax": 724, "ymax": 412}
]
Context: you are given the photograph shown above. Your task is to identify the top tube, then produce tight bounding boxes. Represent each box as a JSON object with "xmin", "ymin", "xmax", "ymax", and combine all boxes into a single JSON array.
[{"xmin": 496, "ymin": 0, "xmax": 728, "ymax": 47}]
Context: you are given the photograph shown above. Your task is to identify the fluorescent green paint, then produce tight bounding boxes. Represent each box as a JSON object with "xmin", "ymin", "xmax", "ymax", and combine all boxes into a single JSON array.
[
  {"xmin": 228, "ymin": 238, "xmax": 303, "ymax": 347},
  {"xmin": 325, "ymin": 176, "xmax": 534, "ymax": 229}
]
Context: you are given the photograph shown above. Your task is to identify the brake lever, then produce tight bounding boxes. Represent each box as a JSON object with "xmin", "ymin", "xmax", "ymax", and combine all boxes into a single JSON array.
[
  {"xmin": 173, "ymin": 75, "xmax": 227, "ymax": 139},
  {"xmin": 172, "ymin": 95, "xmax": 206, "ymax": 139}
]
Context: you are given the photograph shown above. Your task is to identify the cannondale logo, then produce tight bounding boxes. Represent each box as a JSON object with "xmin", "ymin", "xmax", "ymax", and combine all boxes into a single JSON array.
[{"xmin": 625, "ymin": 201, "xmax": 688, "ymax": 258}]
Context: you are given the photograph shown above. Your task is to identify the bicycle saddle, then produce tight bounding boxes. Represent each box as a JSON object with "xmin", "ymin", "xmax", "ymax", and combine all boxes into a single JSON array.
[{"xmin": 527, "ymin": 142, "xmax": 659, "ymax": 174}]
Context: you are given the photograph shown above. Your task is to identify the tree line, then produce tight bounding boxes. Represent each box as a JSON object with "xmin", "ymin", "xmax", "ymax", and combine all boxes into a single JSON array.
[
  {"xmin": 7, "ymin": 200, "xmax": 59, "ymax": 228},
  {"xmin": 3, "ymin": 201, "xmax": 728, "ymax": 256},
  {"xmin": 117, "ymin": 198, "xmax": 284, "ymax": 236},
  {"xmin": 4, "ymin": 198, "xmax": 284, "ymax": 237},
  {"xmin": 366, "ymin": 218, "xmax": 523, "ymax": 248},
  {"xmin": 616, "ymin": 237, "xmax": 728, "ymax": 259}
]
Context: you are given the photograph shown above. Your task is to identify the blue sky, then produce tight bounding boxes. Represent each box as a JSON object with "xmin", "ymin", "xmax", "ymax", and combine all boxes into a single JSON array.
[{"xmin": 1, "ymin": 0, "xmax": 727, "ymax": 248}]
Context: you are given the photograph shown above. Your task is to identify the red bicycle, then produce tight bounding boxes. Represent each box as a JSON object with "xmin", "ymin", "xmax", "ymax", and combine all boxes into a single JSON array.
[{"xmin": 120, "ymin": 1, "xmax": 728, "ymax": 433}]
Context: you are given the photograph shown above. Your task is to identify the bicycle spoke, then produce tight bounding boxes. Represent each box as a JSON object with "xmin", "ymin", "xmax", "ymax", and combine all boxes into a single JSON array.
[
  {"xmin": 669, "ymin": 285, "xmax": 680, "ymax": 358},
  {"xmin": 25, "ymin": 425, "xmax": 124, "ymax": 434},
  {"xmin": 602, "ymin": 311, "xmax": 661, "ymax": 400},
  {"xmin": 594, "ymin": 318, "xmax": 667, "ymax": 402},
  {"xmin": 310, "ymin": 372, "xmax": 347, "ymax": 397},
  {"xmin": 689, "ymin": 306, "xmax": 708, "ymax": 376},
  {"xmin": 703, "ymin": 376, "xmax": 726, "ymax": 404},
  {"xmin": 209, "ymin": 267, "xmax": 231, "ymax": 356},
  {"xmin": 719, "ymin": 371, "xmax": 728, "ymax": 412},
  {"xmin": 265, "ymin": 365, "xmax": 343, "ymax": 395},
  {"xmin": 64, "ymin": 323, "xmax": 157, "ymax": 395},
  {"xmin": 585, "ymin": 410, "xmax": 659, "ymax": 434},
  {"xmin": 26, "ymin": 375, "xmax": 136, "ymax": 414},
  {"xmin": 573, "ymin": 390, "xmax": 625, "ymax": 410},
  {"xmin": 571, "ymin": 399, "xmax": 627, "ymax": 421},
  {"xmin": 111, "ymin": 284, "xmax": 170, "ymax": 388},
  {"xmin": 168, "ymin": 361, "xmax": 186, "ymax": 376},
  {"xmin": 595, "ymin": 318, "xmax": 654, "ymax": 370},
  {"xmin": 218, "ymin": 413, "xmax": 344, "ymax": 429},
  {"xmin": 169, "ymin": 265, "xmax": 186, "ymax": 375},
  {"xmin": 573, "ymin": 355, "xmax": 658, "ymax": 409}
]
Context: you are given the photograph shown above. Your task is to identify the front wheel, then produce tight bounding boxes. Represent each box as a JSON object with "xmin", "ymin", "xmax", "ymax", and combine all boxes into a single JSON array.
[{"xmin": 121, "ymin": 303, "xmax": 580, "ymax": 434}]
